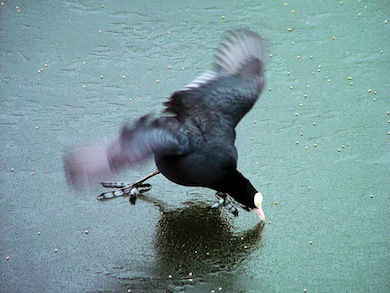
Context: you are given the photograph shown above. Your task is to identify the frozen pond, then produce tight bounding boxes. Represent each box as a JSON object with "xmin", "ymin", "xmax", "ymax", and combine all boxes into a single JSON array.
[{"xmin": 1, "ymin": 1, "xmax": 389, "ymax": 292}]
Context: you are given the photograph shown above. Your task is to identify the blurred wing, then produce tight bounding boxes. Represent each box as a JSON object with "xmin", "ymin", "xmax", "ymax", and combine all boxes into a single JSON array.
[
  {"xmin": 164, "ymin": 29, "xmax": 265, "ymax": 127},
  {"xmin": 64, "ymin": 115, "xmax": 188, "ymax": 186},
  {"xmin": 213, "ymin": 29, "xmax": 265, "ymax": 88},
  {"xmin": 186, "ymin": 29, "xmax": 265, "ymax": 92}
]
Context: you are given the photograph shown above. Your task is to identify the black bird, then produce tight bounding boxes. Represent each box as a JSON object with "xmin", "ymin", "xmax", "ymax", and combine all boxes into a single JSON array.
[{"xmin": 64, "ymin": 29, "xmax": 266, "ymax": 221}]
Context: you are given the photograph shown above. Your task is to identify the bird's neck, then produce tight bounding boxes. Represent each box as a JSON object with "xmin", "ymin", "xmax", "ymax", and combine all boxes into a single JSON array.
[{"xmin": 224, "ymin": 170, "xmax": 257, "ymax": 209}]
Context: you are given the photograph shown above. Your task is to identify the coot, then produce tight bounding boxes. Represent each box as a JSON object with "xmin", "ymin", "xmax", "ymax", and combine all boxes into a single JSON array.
[{"xmin": 64, "ymin": 29, "xmax": 266, "ymax": 221}]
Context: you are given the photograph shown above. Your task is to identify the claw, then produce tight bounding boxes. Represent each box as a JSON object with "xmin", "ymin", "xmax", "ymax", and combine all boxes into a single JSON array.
[{"xmin": 129, "ymin": 195, "xmax": 137, "ymax": 205}]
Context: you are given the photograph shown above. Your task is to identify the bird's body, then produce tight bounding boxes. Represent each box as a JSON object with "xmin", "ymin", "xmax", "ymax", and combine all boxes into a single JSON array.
[{"xmin": 65, "ymin": 29, "xmax": 266, "ymax": 220}]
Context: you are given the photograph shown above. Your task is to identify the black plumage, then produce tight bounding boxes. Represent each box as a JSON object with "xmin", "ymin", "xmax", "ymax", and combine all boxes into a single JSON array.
[{"xmin": 64, "ymin": 29, "xmax": 266, "ymax": 220}]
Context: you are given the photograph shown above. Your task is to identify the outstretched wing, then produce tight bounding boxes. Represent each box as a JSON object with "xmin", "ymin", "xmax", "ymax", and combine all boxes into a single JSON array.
[
  {"xmin": 164, "ymin": 29, "xmax": 265, "ymax": 128},
  {"xmin": 64, "ymin": 115, "xmax": 188, "ymax": 186}
]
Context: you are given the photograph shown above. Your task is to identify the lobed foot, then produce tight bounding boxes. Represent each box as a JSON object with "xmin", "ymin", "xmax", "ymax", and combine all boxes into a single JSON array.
[
  {"xmin": 211, "ymin": 192, "xmax": 239, "ymax": 217},
  {"xmin": 97, "ymin": 182, "xmax": 151, "ymax": 203},
  {"xmin": 97, "ymin": 169, "xmax": 160, "ymax": 203}
]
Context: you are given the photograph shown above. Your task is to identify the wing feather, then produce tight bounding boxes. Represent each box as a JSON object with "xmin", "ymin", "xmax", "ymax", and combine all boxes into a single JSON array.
[{"xmin": 163, "ymin": 29, "xmax": 265, "ymax": 128}]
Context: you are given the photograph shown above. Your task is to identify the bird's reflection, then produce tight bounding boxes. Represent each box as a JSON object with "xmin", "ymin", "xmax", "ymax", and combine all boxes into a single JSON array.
[
  {"xmin": 152, "ymin": 198, "xmax": 264, "ymax": 280},
  {"xmin": 113, "ymin": 195, "xmax": 264, "ymax": 292}
]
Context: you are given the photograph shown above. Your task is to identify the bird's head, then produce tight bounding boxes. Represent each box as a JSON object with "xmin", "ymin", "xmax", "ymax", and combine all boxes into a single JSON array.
[
  {"xmin": 253, "ymin": 192, "xmax": 265, "ymax": 222},
  {"xmin": 223, "ymin": 170, "xmax": 266, "ymax": 222},
  {"xmin": 230, "ymin": 190, "xmax": 265, "ymax": 222}
]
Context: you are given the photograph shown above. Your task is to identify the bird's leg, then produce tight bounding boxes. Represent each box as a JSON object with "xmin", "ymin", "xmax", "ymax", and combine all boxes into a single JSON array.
[
  {"xmin": 97, "ymin": 169, "xmax": 160, "ymax": 202},
  {"xmin": 211, "ymin": 192, "xmax": 239, "ymax": 217},
  {"xmin": 211, "ymin": 192, "xmax": 227, "ymax": 209}
]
